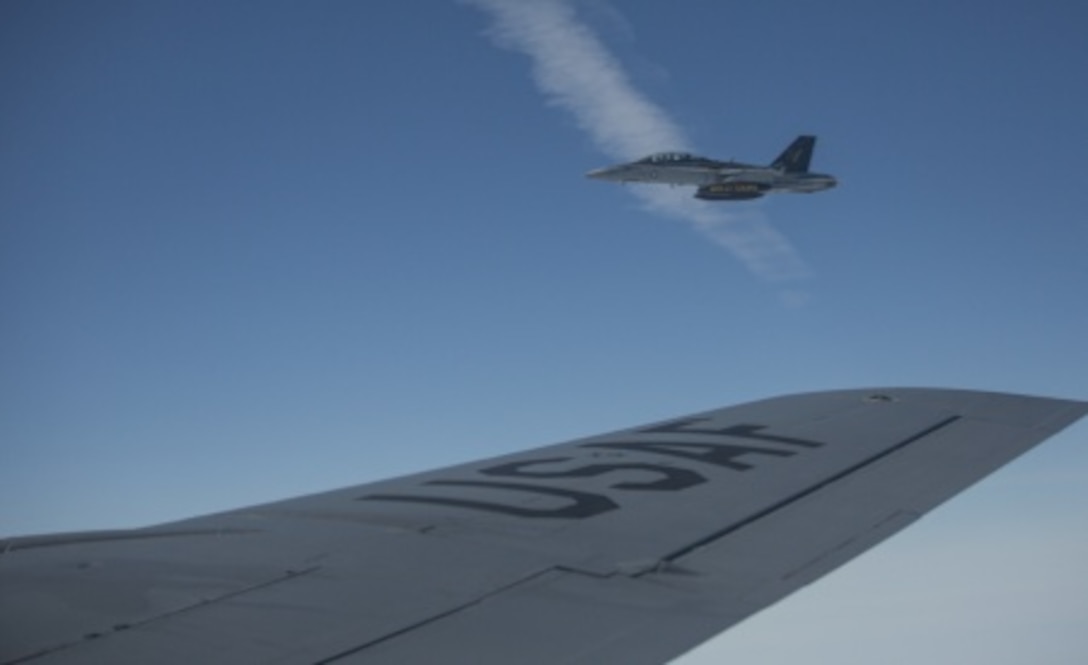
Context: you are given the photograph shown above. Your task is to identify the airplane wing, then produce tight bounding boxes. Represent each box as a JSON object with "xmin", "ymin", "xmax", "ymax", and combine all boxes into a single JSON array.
[{"xmin": 3, "ymin": 388, "xmax": 1085, "ymax": 665}]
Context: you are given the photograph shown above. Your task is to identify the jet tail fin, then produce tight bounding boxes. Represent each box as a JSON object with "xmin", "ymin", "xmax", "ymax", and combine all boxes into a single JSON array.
[{"xmin": 771, "ymin": 135, "xmax": 816, "ymax": 173}]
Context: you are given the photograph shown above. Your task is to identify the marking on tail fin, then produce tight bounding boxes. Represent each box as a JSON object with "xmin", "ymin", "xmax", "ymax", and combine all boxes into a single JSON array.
[{"xmin": 772, "ymin": 135, "xmax": 816, "ymax": 173}]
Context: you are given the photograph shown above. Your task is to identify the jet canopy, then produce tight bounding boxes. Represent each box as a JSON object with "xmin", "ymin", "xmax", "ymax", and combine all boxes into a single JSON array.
[{"xmin": 635, "ymin": 152, "xmax": 722, "ymax": 168}]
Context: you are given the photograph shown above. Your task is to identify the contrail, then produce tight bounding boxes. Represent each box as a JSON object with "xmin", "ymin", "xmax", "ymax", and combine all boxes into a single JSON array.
[{"xmin": 464, "ymin": 0, "xmax": 809, "ymax": 284}]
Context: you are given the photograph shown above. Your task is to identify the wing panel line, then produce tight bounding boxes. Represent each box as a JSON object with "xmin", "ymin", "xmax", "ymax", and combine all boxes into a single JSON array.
[
  {"xmin": 656, "ymin": 415, "xmax": 961, "ymax": 566},
  {"xmin": 316, "ymin": 567, "xmax": 557, "ymax": 664}
]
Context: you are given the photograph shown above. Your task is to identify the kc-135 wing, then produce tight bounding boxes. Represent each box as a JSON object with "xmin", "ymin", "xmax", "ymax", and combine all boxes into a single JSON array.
[{"xmin": 2, "ymin": 387, "xmax": 1085, "ymax": 664}]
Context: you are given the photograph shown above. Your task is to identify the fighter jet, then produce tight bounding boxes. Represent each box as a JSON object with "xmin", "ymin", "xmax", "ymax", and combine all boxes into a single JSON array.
[{"xmin": 586, "ymin": 134, "xmax": 837, "ymax": 200}]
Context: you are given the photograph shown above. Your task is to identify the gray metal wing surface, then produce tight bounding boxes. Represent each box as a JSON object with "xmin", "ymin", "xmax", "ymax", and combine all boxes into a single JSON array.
[{"xmin": 2, "ymin": 387, "xmax": 1085, "ymax": 664}]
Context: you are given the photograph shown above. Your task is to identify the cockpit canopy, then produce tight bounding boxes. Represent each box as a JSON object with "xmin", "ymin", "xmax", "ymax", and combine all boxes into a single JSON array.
[{"xmin": 635, "ymin": 152, "xmax": 722, "ymax": 167}]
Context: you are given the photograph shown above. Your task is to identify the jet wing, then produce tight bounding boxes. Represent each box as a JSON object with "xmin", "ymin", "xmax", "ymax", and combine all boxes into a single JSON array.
[{"xmin": 3, "ymin": 388, "xmax": 1085, "ymax": 665}]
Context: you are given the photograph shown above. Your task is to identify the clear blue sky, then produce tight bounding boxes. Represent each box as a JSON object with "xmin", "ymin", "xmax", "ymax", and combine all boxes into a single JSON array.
[{"xmin": 2, "ymin": 1, "xmax": 1086, "ymax": 663}]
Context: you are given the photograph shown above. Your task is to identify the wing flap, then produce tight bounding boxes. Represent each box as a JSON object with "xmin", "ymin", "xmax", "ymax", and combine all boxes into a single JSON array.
[{"xmin": 0, "ymin": 524, "xmax": 558, "ymax": 664}]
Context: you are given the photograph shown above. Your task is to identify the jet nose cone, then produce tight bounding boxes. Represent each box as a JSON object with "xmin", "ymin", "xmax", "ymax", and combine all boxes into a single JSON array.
[{"xmin": 587, "ymin": 165, "xmax": 630, "ymax": 181}]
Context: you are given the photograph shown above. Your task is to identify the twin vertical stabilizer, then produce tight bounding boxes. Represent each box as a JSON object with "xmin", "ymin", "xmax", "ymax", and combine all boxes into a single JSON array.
[{"xmin": 770, "ymin": 135, "xmax": 816, "ymax": 173}]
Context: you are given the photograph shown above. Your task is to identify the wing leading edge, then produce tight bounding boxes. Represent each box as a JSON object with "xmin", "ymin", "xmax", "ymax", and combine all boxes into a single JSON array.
[{"xmin": 2, "ymin": 388, "xmax": 1085, "ymax": 664}]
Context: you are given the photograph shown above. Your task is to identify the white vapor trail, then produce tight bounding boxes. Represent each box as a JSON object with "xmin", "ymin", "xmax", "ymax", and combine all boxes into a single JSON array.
[{"xmin": 465, "ymin": 0, "xmax": 809, "ymax": 284}]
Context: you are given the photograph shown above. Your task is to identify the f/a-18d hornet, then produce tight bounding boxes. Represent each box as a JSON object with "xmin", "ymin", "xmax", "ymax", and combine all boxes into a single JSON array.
[{"xmin": 587, "ymin": 134, "xmax": 837, "ymax": 201}]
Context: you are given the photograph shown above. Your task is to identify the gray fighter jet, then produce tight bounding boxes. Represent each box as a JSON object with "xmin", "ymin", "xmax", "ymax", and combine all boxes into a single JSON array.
[{"xmin": 587, "ymin": 135, "xmax": 837, "ymax": 200}]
